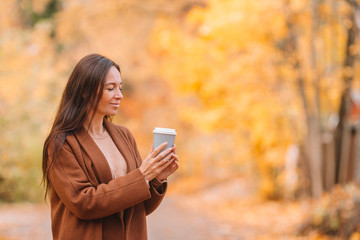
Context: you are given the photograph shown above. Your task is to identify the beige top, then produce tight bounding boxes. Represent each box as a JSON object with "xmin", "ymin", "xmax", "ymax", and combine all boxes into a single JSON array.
[{"xmin": 90, "ymin": 130, "xmax": 127, "ymax": 179}]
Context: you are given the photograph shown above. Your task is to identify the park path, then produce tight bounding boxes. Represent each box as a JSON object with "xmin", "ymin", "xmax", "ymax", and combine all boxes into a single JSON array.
[
  {"xmin": 0, "ymin": 196, "xmax": 241, "ymax": 240},
  {"xmin": 0, "ymin": 203, "xmax": 51, "ymax": 240},
  {"xmin": 147, "ymin": 197, "xmax": 241, "ymax": 240}
]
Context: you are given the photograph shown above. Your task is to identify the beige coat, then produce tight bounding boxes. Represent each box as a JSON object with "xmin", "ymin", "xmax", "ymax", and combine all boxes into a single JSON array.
[{"xmin": 48, "ymin": 119, "xmax": 166, "ymax": 240}]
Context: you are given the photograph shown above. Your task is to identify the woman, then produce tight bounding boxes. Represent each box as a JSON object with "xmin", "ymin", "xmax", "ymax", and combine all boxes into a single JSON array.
[{"xmin": 42, "ymin": 54, "xmax": 179, "ymax": 240}]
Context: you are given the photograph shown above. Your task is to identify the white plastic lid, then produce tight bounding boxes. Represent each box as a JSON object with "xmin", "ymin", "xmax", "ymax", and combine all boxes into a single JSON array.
[{"xmin": 153, "ymin": 127, "xmax": 177, "ymax": 135}]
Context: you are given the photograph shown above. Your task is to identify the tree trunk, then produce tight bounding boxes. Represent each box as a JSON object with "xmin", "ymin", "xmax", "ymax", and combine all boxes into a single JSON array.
[
  {"xmin": 354, "ymin": 123, "xmax": 360, "ymax": 183},
  {"xmin": 283, "ymin": 0, "xmax": 323, "ymax": 197},
  {"xmin": 322, "ymin": 131, "xmax": 336, "ymax": 191},
  {"xmin": 305, "ymin": 116, "xmax": 323, "ymax": 197},
  {"xmin": 338, "ymin": 8, "xmax": 357, "ymax": 183},
  {"xmin": 306, "ymin": 0, "xmax": 323, "ymax": 198}
]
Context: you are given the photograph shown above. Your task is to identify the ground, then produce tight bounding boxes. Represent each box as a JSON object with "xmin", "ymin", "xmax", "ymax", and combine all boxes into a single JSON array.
[{"xmin": 0, "ymin": 178, "xmax": 328, "ymax": 240}]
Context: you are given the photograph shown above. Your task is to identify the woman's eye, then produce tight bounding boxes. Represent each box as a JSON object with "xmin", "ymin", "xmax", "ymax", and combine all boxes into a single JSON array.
[{"xmin": 107, "ymin": 88, "xmax": 114, "ymax": 91}]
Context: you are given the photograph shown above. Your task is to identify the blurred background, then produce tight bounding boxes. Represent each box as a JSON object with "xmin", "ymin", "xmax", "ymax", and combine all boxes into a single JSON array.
[{"xmin": 2, "ymin": 0, "xmax": 360, "ymax": 239}]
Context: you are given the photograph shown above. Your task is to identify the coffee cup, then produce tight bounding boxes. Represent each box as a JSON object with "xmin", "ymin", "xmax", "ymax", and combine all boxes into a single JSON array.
[{"xmin": 153, "ymin": 127, "xmax": 177, "ymax": 154}]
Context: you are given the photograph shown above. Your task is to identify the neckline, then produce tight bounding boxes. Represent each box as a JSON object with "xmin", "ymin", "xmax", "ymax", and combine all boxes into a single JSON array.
[{"xmin": 89, "ymin": 129, "xmax": 109, "ymax": 140}]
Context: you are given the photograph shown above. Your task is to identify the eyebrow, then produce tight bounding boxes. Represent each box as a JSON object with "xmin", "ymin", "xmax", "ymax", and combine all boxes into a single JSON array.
[{"xmin": 105, "ymin": 82, "xmax": 123, "ymax": 85}]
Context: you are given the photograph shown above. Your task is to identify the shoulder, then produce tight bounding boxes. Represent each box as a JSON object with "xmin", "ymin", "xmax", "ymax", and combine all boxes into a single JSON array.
[
  {"xmin": 114, "ymin": 124, "xmax": 131, "ymax": 135},
  {"xmin": 113, "ymin": 124, "xmax": 133, "ymax": 137},
  {"xmin": 104, "ymin": 119, "xmax": 137, "ymax": 145},
  {"xmin": 64, "ymin": 134, "xmax": 77, "ymax": 150},
  {"xmin": 46, "ymin": 133, "xmax": 77, "ymax": 161},
  {"xmin": 52, "ymin": 133, "xmax": 77, "ymax": 155},
  {"xmin": 110, "ymin": 122, "xmax": 136, "ymax": 142}
]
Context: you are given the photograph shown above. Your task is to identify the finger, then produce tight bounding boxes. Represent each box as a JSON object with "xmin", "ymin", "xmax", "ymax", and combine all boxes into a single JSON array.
[
  {"xmin": 157, "ymin": 153, "xmax": 174, "ymax": 166},
  {"xmin": 148, "ymin": 144, "xmax": 154, "ymax": 154},
  {"xmin": 170, "ymin": 154, "xmax": 179, "ymax": 162},
  {"xmin": 167, "ymin": 155, "xmax": 178, "ymax": 165},
  {"xmin": 172, "ymin": 144, "xmax": 176, "ymax": 154},
  {"xmin": 172, "ymin": 160, "xmax": 179, "ymax": 171},
  {"xmin": 152, "ymin": 142, "xmax": 168, "ymax": 157},
  {"xmin": 155, "ymin": 147, "xmax": 173, "ymax": 161},
  {"xmin": 158, "ymin": 158, "xmax": 173, "ymax": 172},
  {"xmin": 172, "ymin": 161, "xmax": 179, "ymax": 171},
  {"xmin": 166, "ymin": 161, "xmax": 178, "ymax": 175}
]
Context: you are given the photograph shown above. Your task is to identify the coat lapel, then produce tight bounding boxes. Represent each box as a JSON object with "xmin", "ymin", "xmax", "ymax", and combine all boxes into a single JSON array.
[
  {"xmin": 75, "ymin": 120, "xmax": 141, "ymax": 222},
  {"xmin": 104, "ymin": 119, "xmax": 137, "ymax": 173},
  {"xmin": 75, "ymin": 126, "xmax": 113, "ymax": 184},
  {"xmin": 103, "ymin": 119, "xmax": 139, "ymax": 223}
]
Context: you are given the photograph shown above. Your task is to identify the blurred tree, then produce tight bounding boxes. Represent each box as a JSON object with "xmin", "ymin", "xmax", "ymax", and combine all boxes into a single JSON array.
[
  {"xmin": 0, "ymin": 0, "xmax": 200, "ymax": 201},
  {"xmin": 149, "ymin": 0, "xmax": 360, "ymax": 199},
  {"xmin": 285, "ymin": 0, "xmax": 360, "ymax": 197},
  {"xmin": 337, "ymin": 0, "xmax": 360, "ymax": 184},
  {"xmin": 1, "ymin": 0, "xmax": 360, "ymax": 202},
  {"xmin": 149, "ymin": 0, "xmax": 299, "ymax": 198}
]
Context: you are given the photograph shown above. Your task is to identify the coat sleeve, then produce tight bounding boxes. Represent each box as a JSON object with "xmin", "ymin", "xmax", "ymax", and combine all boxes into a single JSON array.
[
  {"xmin": 146, "ymin": 178, "xmax": 167, "ymax": 215},
  {"xmin": 48, "ymin": 141, "xmax": 152, "ymax": 220},
  {"xmin": 119, "ymin": 126, "xmax": 167, "ymax": 215}
]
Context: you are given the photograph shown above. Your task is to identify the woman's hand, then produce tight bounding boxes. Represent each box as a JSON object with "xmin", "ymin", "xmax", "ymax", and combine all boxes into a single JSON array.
[
  {"xmin": 156, "ymin": 145, "xmax": 179, "ymax": 181},
  {"xmin": 139, "ymin": 142, "xmax": 175, "ymax": 181}
]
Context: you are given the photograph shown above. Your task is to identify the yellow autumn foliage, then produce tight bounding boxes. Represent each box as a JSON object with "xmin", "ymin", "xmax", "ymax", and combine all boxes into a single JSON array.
[
  {"xmin": 0, "ymin": 0, "xmax": 357, "ymax": 202},
  {"xmin": 149, "ymin": 0, "xmax": 355, "ymax": 198}
]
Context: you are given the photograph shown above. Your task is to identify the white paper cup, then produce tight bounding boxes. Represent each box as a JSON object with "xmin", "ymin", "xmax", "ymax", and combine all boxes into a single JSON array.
[{"xmin": 153, "ymin": 127, "xmax": 177, "ymax": 154}]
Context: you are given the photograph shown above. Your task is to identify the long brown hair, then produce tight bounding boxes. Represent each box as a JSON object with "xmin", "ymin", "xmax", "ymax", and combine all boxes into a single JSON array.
[{"xmin": 42, "ymin": 54, "xmax": 120, "ymax": 198}]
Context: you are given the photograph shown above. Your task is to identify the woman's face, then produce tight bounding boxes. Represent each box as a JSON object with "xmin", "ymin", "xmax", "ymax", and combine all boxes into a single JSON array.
[{"xmin": 96, "ymin": 66, "xmax": 123, "ymax": 117}]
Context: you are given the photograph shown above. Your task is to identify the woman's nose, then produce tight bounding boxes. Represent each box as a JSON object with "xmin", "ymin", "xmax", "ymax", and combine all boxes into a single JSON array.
[{"xmin": 115, "ymin": 90, "xmax": 123, "ymax": 99}]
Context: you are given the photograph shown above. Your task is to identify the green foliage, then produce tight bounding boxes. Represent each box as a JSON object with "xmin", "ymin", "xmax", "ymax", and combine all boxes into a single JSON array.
[
  {"xmin": 0, "ymin": 114, "xmax": 45, "ymax": 202},
  {"xmin": 20, "ymin": 0, "xmax": 60, "ymax": 28}
]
